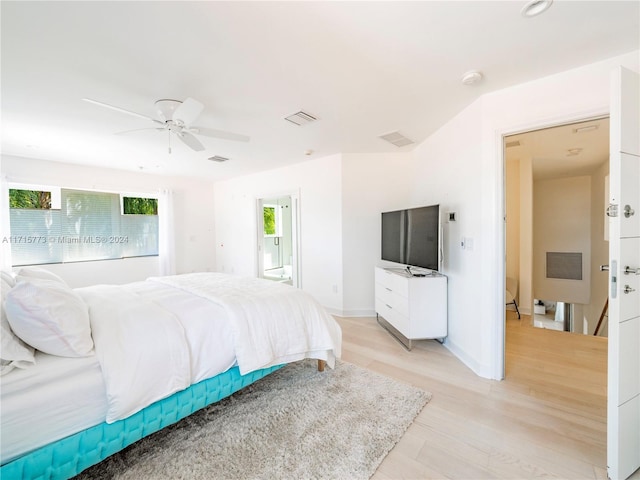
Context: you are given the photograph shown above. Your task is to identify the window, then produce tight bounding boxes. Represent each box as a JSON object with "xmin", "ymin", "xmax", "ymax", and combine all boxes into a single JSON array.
[
  {"xmin": 123, "ymin": 197, "xmax": 158, "ymax": 215},
  {"xmin": 263, "ymin": 204, "xmax": 282, "ymax": 237},
  {"xmin": 7, "ymin": 187, "xmax": 158, "ymax": 266}
]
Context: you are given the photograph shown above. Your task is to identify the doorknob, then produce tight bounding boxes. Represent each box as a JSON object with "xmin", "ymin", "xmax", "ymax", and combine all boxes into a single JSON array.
[
  {"xmin": 623, "ymin": 285, "xmax": 636, "ymax": 294},
  {"xmin": 600, "ymin": 265, "xmax": 609, "ymax": 271},
  {"xmin": 624, "ymin": 205, "xmax": 635, "ymax": 218},
  {"xmin": 624, "ymin": 266, "xmax": 640, "ymax": 275}
]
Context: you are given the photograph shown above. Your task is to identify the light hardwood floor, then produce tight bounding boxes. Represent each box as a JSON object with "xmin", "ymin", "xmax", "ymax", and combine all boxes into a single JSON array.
[{"xmin": 336, "ymin": 312, "xmax": 611, "ymax": 479}]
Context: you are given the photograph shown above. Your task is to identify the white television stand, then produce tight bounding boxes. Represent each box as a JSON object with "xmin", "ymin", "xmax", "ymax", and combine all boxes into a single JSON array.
[{"xmin": 374, "ymin": 267, "xmax": 447, "ymax": 350}]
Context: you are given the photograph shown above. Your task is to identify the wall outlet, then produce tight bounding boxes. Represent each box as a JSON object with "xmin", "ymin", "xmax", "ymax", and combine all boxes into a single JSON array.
[{"xmin": 332, "ymin": 284, "xmax": 338, "ymax": 294}]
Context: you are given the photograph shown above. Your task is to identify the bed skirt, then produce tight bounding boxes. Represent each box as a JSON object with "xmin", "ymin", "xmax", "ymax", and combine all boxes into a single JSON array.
[{"xmin": 1, "ymin": 364, "xmax": 283, "ymax": 480}]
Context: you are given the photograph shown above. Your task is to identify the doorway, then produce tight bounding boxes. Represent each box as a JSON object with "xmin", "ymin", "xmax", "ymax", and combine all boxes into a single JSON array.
[
  {"xmin": 504, "ymin": 116, "xmax": 610, "ymax": 336},
  {"xmin": 256, "ymin": 193, "xmax": 300, "ymax": 288}
]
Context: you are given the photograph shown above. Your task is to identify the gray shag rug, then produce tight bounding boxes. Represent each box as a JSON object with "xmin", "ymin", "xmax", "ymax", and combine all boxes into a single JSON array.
[{"xmin": 74, "ymin": 360, "xmax": 430, "ymax": 480}]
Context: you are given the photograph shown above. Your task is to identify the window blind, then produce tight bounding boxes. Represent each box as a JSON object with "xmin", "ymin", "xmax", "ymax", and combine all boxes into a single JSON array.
[{"xmin": 9, "ymin": 188, "xmax": 159, "ymax": 266}]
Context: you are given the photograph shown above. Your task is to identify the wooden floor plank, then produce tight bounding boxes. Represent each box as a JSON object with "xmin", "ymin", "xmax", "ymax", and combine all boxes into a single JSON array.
[{"xmin": 336, "ymin": 312, "xmax": 608, "ymax": 479}]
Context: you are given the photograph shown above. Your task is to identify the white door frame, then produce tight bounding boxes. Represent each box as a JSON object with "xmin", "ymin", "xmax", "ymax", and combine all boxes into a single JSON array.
[{"xmin": 496, "ymin": 108, "xmax": 610, "ymax": 379}]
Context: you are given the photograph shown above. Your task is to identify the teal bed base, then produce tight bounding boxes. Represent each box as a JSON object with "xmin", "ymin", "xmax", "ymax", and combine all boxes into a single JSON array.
[{"xmin": 1, "ymin": 364, "xmax": 283, "ymax": 480}]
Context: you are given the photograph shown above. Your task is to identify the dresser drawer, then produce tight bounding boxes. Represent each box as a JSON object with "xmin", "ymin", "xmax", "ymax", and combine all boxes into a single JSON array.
[
  {"xmin": 375, "ymin": 283, "xmax": 410, "ymax": 317},
  {"xmin": 375, "ymin": 298, "xmax": 409, "ymax": 337},
  {"xmin": 375, "ymin": 268, "xmax": 409, "ymax": 298}
]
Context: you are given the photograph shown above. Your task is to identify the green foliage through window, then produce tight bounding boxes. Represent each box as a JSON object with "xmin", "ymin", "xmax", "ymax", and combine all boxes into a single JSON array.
[
  {"xmin": 9, "ymin": 189, "xmax": 51, "ymax": 209},
  {"xmin": 123, "ymin": 197, "xmax": 158, "ymax": 215},
  {"xmin": 264, "ymin": 207, "xmax": 276, "ymax": 235}
]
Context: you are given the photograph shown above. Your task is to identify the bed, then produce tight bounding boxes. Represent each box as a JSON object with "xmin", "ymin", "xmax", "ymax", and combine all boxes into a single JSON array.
[{"xmin": 0, "ymin": 269, "xmax": 342, "ymax": 479}]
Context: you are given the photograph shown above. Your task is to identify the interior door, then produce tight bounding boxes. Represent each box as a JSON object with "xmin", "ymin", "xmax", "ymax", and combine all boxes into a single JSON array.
[
  {"xmin": 607, "ymin": 66, "xmax": 640, "ymax": 480},
  {"xmin": 256, "ymin": 194, "xmax": 301, "ymax": 288}
]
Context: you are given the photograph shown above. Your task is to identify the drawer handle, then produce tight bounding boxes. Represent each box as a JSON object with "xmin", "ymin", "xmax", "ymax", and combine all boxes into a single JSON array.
[
  {"xmin": 385, "ymin": 287, "xmax": 392, "ymax": 292},
  {"xmin": 385, "ymin": 304, "xmax": 392, "ymax": 309}
]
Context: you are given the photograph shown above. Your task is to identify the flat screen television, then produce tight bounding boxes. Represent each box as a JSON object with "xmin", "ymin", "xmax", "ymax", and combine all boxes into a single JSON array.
[{"xmin": 381, "ymin": 204, "xmax": 440, "ymax": 271}]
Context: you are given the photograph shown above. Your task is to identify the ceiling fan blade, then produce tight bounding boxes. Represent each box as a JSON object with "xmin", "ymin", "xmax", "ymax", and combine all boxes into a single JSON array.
[
  {"xmin": 173, "ymin": 97, "xmax": 204, "ymax": 126},
  {"xmin": 114, "ymin": 127, "xmax": 164, "ymax": 135},
  {"xmin": 177, "ymin": 131, "xmax": 205, "ymax": 152},
  {"xmin": 83, "ymin": 98, "xmax": 163, "ymax": 125},
  {"xmin": 190, "ymin": 126, "xmax": 250, "ymax": 143}
]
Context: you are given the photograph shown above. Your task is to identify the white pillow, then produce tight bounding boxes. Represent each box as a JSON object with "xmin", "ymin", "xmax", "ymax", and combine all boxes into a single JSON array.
[
  {"xmin": 1, "ymin": 277, "xmax": 36, "ymax": 375},
  {"xmin": 5, "ymin": 279, "xmax": 93, "ymax": 357},
  {"xmin": 1, "ymin": 270, "xmax": 16, "ymax": 288},
  {"xmin": 17, "ymin": 267, "xmax": 67, "ymax": 286}
]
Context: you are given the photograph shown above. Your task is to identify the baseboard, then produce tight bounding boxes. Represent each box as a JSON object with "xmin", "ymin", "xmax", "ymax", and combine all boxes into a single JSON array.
[
  {"xmin": 443, "ymin": 339, "xmax": 494, "ymax": 380},
  {"xmin": 324, "ymin": 308, "xmax": 376, "ymax": 318}
]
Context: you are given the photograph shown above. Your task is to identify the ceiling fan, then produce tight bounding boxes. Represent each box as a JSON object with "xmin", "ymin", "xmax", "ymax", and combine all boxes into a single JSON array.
[{"xmin": 83, "ymin": 97, "xmax": 250, "ymax": 153}]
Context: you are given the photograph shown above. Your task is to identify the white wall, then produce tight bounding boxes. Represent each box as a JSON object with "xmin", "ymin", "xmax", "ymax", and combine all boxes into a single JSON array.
[
  {"xmin": 1, "ymin": 155, "xmax": 216, "ymax": 287},
  {"xmin": 213, "ymin": 154, "xmax": 343, "ymax": 312},
  {"xmin": 533, "ymin": 175, "xmax": 591, "ymax": 304},
  {"xmin": 341, "ymin": 153, "xmax": 412, "ymax": 316},
  {"xmin": 404, "ymin": 99, "xmax": 492, "ymax": 375}
]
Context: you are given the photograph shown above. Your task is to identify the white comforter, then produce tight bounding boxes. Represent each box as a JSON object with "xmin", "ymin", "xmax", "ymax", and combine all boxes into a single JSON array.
[{"xmin": 78, "ymin": 273, "xmax": 341, "ymax": 423}]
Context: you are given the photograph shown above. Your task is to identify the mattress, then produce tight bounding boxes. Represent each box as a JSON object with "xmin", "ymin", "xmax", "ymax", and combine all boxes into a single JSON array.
[
  {"xmin": 1, "ymin": 281, "xmax": 237, "ymax": 464},
  {"xmin": 1, "ymin": 352, "xmax": 107, "ymax": 464}
]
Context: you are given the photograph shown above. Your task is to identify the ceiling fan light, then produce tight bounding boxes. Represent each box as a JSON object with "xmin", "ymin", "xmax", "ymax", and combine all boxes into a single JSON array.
[
  {"xmin": 521, "ymin": 0, "xmax": 553, "ymax": 18},
  {"xmin": 155, "ymin": 99, "xmax": 181, "ymax": 121}
]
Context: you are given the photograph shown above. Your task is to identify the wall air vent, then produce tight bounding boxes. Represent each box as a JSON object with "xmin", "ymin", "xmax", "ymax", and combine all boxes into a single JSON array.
[
  {"xmin": 208, "ymin": 155, "xmax": 229, "ymax": 163},
  {"xmin": 505, "ymin": 140, "xmax": 521, "ymax": 148},
  {"xmin": 378, "ymin": 131, "xmax": 414, "ymax": 147},
  {"xmin": 284, "ymin": 111, "xmax": 317, "ymax": 126}
]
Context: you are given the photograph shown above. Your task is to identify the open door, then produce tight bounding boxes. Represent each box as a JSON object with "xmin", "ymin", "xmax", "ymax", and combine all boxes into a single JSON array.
[
  {"xmin": 607, "ymin": 66, "xmax": 640, "ymax": 480},
  {"xmin": 256, "ymin": 193, "xmax": 300, "ymax": 288}
]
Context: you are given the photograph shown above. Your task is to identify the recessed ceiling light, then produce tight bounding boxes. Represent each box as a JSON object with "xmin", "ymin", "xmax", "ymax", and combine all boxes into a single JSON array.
[
  {"xmin": 461, "ymin": 70, "xmax": 483, "ymax": 86},
  {"xmin": 521, "ymin": 0, "xmax": 553, "ymax": 18}
]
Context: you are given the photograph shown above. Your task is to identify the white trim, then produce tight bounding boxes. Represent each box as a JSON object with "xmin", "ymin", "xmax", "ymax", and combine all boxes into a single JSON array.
[{"xmin": 444, "ymin": 339, "xmax": 494, "ymax": 379}]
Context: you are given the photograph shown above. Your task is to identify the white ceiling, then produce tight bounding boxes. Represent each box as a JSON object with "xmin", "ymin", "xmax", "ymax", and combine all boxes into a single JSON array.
[
  {"xmin": 506, "ymin": 117, "xmax": 610, "ymax": 181},
  {"xmin": 1, "ymin": 1, "xmax": 638, "ymax": 181}
]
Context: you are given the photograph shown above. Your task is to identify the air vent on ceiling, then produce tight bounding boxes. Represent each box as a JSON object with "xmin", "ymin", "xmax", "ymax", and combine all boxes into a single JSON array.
[
  {"xmin": 284, "ymin": 111, "xmax": 317, "ymax": 126},
  {"xmin": 378, "ymin": 131, "xmax": 414, "ymax": 147},
  {"xmin": 208, "ymin": 155, "xmax": 229, "ymax": 163},
  {"xmin": 505, "ymin": 140, "xmax": 521, "ymax": 148}
]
